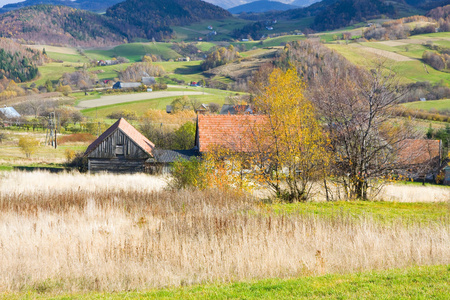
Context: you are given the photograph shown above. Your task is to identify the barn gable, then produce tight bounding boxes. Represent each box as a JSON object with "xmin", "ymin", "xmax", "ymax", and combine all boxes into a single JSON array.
[{"xmin": 84, "ymin": 118, "xmax": 155, "ymax": 173}]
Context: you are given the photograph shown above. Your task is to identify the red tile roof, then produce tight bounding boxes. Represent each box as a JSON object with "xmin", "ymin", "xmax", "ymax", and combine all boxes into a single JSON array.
[
  {"xmin": 85, "ymin": 118, "xmax": 154, "ymax": 156},
  {"xmin": 196, "ymin": 115, "xmax": 268, "ymax": 152},
  {"xmin": 397, "ymin": 139, "xmax": 441, "ymax": 165}
]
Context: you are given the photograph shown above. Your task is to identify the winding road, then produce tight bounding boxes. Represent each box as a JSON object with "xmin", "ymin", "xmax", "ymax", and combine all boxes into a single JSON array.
[{"xmin": 76, "ymin": 90, "xmax": 207, "ymax": 109}]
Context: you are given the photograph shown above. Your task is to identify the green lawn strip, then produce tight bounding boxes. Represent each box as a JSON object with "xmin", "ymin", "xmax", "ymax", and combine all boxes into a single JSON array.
[
  {"xmin": 196, "ymin": 42, "xmax": 216, "ymax": 52},
  {"xmin": 45, "ymin": 51, "xmax": 90, "ymax": 63},
  {"xmin": 80, "ymin": 94, "xmax": 227, "ymax": 118},
  {"xmin": 4, "ymin": 265, "xmax": 449, "ymax": 299},
  {"xmin": 33, "ymin": 63, "xmax": 79, "ymax": 86},
  {"xmin": 409, "ymin": 32, "xmax": 450, "ymax": 39},
  {"xmin": 326, "ymin": 44, "xmax": 389, "ymax": 67},
  {"xmin": 85, "ymin": 43, "xmax": 181, "ymax": 62},
  {"xmin": 393, "ymin": 60, "xmax": 450, "ymax": 84},
  {"xmin": 267, "ymin": 200, "xmax": 449, "ymax": 224},
  {"xmin": 434, "ymin": 40, "xmax": 450, "ymax": 47},
  {"xmin": 402, "ymin": 98, "xmax": 450, "ymax": 112},
  {"xmin": 83, "ymin": 49, "xmax": 115, "ymax": 61}
]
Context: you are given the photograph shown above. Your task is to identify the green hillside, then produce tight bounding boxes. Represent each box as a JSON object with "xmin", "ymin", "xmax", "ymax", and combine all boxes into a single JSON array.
[
  {"xmin": 85, "ymin": 43, "xmax": 181, "ymax": 62},
  {"xmin": 403, "ymin": 98, "xmax": 450, "ymax": 112},
  {"xmin": 326, "ymin": 31, "xmax": 450, "ymax": 85}
]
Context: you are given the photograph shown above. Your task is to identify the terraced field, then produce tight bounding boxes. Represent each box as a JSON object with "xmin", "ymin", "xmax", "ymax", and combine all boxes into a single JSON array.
[{"xmin": 327, "ymin": 32, "xmax": 450, "ymax": 85}]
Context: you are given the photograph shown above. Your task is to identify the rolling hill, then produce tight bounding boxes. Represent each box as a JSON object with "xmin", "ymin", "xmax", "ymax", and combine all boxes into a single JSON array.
[
  {"xmin": 0, "ymin": 0, "xmax": 233, "ymax": 45},
  {"xmin": 228, "ymin": 1, "xmax": 299, "ymax": 14},
  {"xmin": 0, "ymin": 0, "xmax": 123, "ymax": 13},
  {"xmin": 0, "ymin": 5, "xmax": 130, "ymax": 47},
  {"xmin": 105, "ymin": 0, "xmax": 232, "ymax": 41}
]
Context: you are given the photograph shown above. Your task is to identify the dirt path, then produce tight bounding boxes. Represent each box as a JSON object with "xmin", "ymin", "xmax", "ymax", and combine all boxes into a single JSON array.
[
  {"xmin": 25, "ymin": 45, "xmax": 79, "ymax": 55},
  {"xmin": 354, "ymin": 45, "xmax": 414, "ymax": 62},
  {"xmin": 76, "ymin": 91, "xmax": 208, "ymax": 109}
]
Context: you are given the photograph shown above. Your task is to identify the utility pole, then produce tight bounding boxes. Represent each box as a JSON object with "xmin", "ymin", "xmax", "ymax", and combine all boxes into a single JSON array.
[{"xmin": 45, "ymin": 112, "xmax": 57, "ymax": 148}]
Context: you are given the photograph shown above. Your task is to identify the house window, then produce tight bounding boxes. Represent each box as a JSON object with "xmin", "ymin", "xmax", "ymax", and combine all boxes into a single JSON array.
[{"xmin": 115, "ymin": 145, "xmax": 124, "ymax": 157}]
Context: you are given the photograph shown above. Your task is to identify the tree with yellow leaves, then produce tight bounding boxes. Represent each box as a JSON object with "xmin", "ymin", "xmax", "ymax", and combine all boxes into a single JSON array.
[{"xmin": 251, "ymin": 68, "xmax": 330, "ymax": 202}]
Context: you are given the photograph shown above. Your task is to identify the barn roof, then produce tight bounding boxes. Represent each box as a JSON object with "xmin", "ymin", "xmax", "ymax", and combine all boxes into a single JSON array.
[
  {"xmin": 195, "ymin": 115, "xmax": 267, "ymax": 152},
  {"xmin": 148, "ymin": 149, "xmax": 199, "ymax": 163},
  {"xmin": 397, "ymin": 139, "xmax": 441, "ymax": 165},
  {"xmin": 84, "ymin": 118, "xmax": 154, "ymax": 156},
  {"xmin": 120, "ymin": 82, "xmax": 142, "ymax": 88},
  {"xmin": 219, "ymin": 104, "xmax": 254, "ymax": 115},
  {"xmin": 0, "ymin": 106, "xmax": 21, "ymax": 119}
]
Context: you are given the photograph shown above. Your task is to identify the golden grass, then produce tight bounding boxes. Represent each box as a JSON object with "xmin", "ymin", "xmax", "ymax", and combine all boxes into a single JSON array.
[
  {"xmin": 378, "ymin": 183, "xmax": 450, "ymax": 202},
  {"xmin": 0, "ymin": 171, "xmax": 449, "ymax": 293}
]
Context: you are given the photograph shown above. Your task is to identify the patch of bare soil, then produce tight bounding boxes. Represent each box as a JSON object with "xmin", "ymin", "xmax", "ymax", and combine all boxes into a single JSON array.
[
  {"xmin": 25, "ymin": 45, "xmax": 79, "ymax": 55},
  {"xmin": 205, "ymin": 49, "xmax": 278, "ymax": 81},
  {"xmin": 379, "ymin": 41, "xmax": 407, "ymax": 47},
  {"xmin": 355, "ymin": 45, "xmax": 414, "ymax": 62}
]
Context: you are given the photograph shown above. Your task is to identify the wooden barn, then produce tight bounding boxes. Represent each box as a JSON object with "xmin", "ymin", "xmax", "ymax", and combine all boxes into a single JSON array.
[{"xmin": 84, "ymin": 118, "xmax": 155, "ymax": 173}]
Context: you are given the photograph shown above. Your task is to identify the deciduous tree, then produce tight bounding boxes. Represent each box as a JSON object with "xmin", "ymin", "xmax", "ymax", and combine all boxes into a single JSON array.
[
  {"xmin": 251, "ymin": 68, "xmax": 330, "ymax": 202},
  {"xmin": 310, "ymin": 62, "xmax": 415, "ymax": 200}
]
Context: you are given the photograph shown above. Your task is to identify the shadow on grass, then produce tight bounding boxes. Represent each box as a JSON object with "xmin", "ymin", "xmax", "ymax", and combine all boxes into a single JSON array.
[
  {"xmin": 13, "ymin": 166, "xmax": 65, "ymax": 173},
  {"xmin": 174, "ymin": 64, "xmax": 202, "ymax": 75}
]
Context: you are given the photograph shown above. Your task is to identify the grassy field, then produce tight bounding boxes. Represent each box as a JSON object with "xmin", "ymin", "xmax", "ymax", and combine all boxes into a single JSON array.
[
  {"xmin": 79, "ymin": 86, "xmax": 239, "ymax": 118},
  {"xmin": 402, "ymin": 99, "xmax": 450, "ymax": 112},
  {"xmin": 326, "ymin": 43, "xmax": 450, "ymax": 85},
  {"xmin": 33, "ymin": 62, "xmax": 81, "ymax": 86},
  {"xmin": 45, "ymin": 51, "xmax": 91, "ymax": 63},
  {"xmin": 85, "ymin": 43, "xmax": 181, "ymax": 62},
  {"xmin": 4, "ymin": 265, "xmax": 448, "ymax": 299},
  {"xmin": 0, "ymin": 172, "xmax": 448, "ymax": 295},
  {"xmin": 269, "ymin": 198, "xmax": 450, "ymax": 223},
  {"xmin": 80, "ymin": 94, "xmax": 222, "ymax": 118},
  {"xmin": 325, "ymin": 31, "xmax": 450, "ymax": 85},
  {"xmin": 0, "ymin": 130, "xmax": 90, "ymax": 167}
]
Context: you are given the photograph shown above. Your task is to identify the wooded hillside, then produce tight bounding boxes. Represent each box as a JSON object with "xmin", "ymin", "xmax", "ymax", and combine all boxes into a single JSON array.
[
  {"xmin": 0, "ymin": 0, "xmax": 123, "ymax": 13},
  {"xmin": 0, "ymin": 38, "xmax": 45, "ymax": 82},
  {"xmin": 0, "ymin": 5, "xmax": 129, "ymax": 47},
  {"xmin": 106, "ymin": 0, "xmax": 232, "ymax": 41}
]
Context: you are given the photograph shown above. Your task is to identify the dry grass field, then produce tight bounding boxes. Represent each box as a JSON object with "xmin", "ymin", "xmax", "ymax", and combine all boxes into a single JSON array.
[{"xmin": 0, "ymin": 171, "xmax": 449, "ymax": 294}]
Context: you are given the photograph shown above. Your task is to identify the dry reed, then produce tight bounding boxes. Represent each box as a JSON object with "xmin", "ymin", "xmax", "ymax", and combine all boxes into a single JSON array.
[
  {"xmin": 0, "ymin": 171, "xmax": 449, "ymax": 293},
  {"xmin": 377, "ymin": 183, "xmax": 450, "ymax": 202}
]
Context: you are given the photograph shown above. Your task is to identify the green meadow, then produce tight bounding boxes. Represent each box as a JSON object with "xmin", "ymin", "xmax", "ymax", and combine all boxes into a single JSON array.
[
  {"xmin": 403, "ymin": 99, "xmax": 450, "ymax": 112},
  {"xmin": 85, "ymin": 43, "xmax": 181, "ymax": 62},
  {"xmin": 3, "ymin": 265, "xmax": 449, "ymax": 299}
]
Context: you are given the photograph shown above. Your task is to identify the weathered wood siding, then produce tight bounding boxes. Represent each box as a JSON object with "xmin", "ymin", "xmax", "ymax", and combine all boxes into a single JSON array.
[
  {"xmin": 87, "ymin": 128, "xmax": 151, "ymax": 173},
  {"xmin": 87, "ymin": 129, "xmax": 149, "ymax": 159},
  {"xmin": 88, "ymin": 158, "xmax": 146, "ymax": 174},
  {"xmin": 145, "ymin": 163, "xmax": 172, "ymax": 175}
]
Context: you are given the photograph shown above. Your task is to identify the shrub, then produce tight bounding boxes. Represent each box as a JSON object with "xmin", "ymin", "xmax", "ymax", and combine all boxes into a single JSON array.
[
  {"xmin": 65, "ymin": 151, "xmax": 88, "ymax": 172},
  {"xmin": 169, "ymin": 158, "xmax": 208, "ymax": 190},
  {"xmin": 106, "ymin": 109, "xmax": 138, "ymax": 120},
  {"xmin": 64, "ymin": 149, "xmax": 76, "ymax": 162},
  {"xmin": 58, "ymin": 133, "xmax": 96, "ymax": 144},
  {"xmin": 18, "ymin": 136, "xmax": 40, "ymax": 158}
]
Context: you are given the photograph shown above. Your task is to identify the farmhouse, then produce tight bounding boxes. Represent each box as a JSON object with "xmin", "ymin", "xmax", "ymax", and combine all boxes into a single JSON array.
[
  {"xmin": 0, "ymin": 106, "xmax": 21, "ymax": 126},
  {"xmin": 219, "ymin": 104, "xmax": 254, "ymax": 115},
  {"xmin": 0, "ymin": 106, "xmax": 21, "ymax": 119},
  {"xmin": 396, "ymin": 139, "xmax": 442, "ymax": 182},
  {"xmin": 146, "ymin": 149, "xmax": 198, "ymax": 174},
  {"xmin": 84, "ymin": 118, "xmax": 155, "ymax": 173},
  {"xmin": 142, "ymin": 77, "xmax": 156, "ymax": 85},
  {"xmin": 195, "ymin": 114, "xmax": 267, "ymax": 153},
  {"xmin": 113, "ymin": 81, "xmax": 142, "ymax": 89}
]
